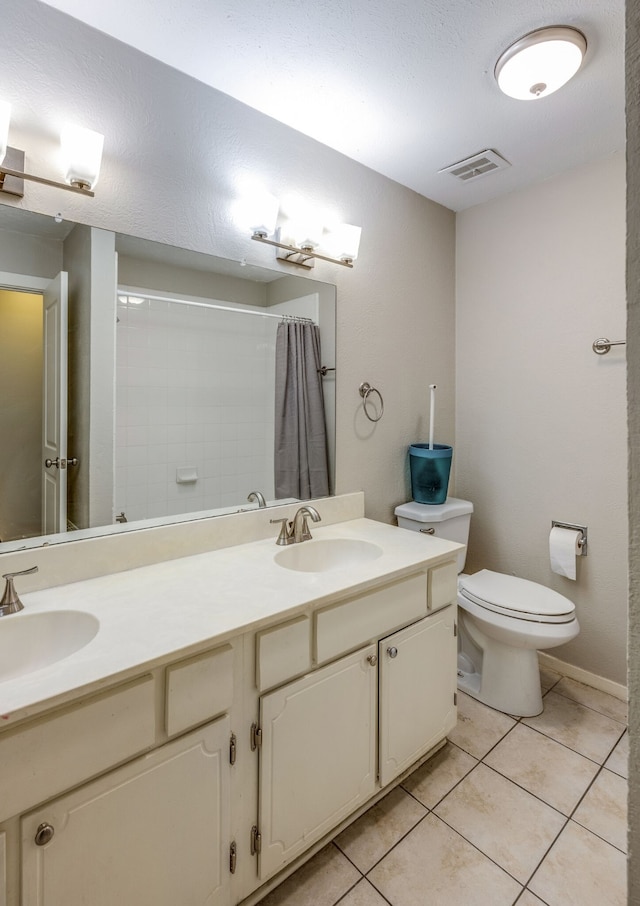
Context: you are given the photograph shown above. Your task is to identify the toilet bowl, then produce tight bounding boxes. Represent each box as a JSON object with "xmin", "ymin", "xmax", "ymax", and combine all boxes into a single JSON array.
[
  {"xmin": 394, "ymin": 498, "xmax": 580, "ymax": 717},
  {"xmin": 457, "ymin": 569, "xmax": 579, "ymax": 716}
]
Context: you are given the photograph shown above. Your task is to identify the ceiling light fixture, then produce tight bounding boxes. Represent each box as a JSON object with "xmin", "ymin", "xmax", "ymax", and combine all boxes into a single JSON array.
[
  {"xmin": 0, "ymin": 101, "xmax": 103, "ymax": 198},
  {"xmin": 495, "ymin": 26, "xmax": 587, "ymax": 100}
]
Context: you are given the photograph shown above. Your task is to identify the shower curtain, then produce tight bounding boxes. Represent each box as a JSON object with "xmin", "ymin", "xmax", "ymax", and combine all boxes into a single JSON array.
[{"xmin": 274, "ymin": 320, "xmax": 330, "ymax": 500}]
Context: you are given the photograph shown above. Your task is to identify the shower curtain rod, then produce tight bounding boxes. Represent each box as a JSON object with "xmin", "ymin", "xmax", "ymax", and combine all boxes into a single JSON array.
[{"xmin": 118, "ymin": 290, "xmax": 315, "ymax": 323}]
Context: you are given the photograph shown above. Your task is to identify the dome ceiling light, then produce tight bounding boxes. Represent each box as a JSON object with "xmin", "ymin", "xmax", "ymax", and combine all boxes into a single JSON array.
[{"xmin": 495, "ymin": 26, "xmax": 587, "ymax": 100}]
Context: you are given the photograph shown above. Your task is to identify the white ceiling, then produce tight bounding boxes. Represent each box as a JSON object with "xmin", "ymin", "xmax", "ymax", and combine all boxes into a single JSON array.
[{"xmin": 38, "ymin": 0, "xmax": 625, "ymax": 212}]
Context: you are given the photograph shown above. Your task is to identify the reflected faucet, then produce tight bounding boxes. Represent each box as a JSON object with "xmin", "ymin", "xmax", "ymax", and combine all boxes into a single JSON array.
[
  {"xmin": 247, "ymin": 490, "xmax": 267, "ymax": 509},
  {"xmin": 291, "ymin": 506, "xmax": 321, "ymax": 543}
]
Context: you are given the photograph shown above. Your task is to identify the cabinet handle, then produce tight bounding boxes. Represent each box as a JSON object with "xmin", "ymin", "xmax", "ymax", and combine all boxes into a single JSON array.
[
  {"xmin": 367, "ymin": 654, "xmax": 377, "ymax": 666},
  {"xmin": 387, "ymin": 646, "xmax": 398, "ymax": 658},
  {"xmin": 34, "ymin": 823, "xmax": 54, "ymax": 846}
]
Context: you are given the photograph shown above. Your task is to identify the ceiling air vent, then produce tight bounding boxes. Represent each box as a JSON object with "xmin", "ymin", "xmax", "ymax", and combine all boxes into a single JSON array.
[{"xmin": 439, "ymin": 149, "xmax": 511, "ymax": 182}]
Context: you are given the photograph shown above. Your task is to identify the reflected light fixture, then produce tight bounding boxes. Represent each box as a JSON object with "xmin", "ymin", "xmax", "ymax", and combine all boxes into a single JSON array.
[
  {"xmin": 0, "ymin": 102, "xmax": 103, "ymax": 198},
  {"xmin": 495, "ymin": 26, "xmax": 587, "ymax": 100}
]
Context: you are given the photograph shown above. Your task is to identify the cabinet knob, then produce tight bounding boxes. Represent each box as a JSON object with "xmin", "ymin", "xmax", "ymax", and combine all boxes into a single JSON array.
[
  {"xmin": 387, "ymin": 646, "xmax": 398, "ymax": 658},
  {"xmin": 367, "ymin": 654, "xmax": 377, "ymax": 666},
  {"xmin": 34, "ymin": 823, "xmax": 54, "ymax": 846}
]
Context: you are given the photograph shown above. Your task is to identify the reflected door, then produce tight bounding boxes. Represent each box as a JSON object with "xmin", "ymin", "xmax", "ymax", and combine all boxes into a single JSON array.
[{"xmin": 42, "ymin": 272, "xmax": 68, "ymax": 534}]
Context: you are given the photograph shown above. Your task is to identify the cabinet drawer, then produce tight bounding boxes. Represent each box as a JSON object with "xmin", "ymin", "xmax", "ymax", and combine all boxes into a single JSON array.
[
  {"xmin": 256, "ymin": 615, "xmax": 311, "ymax": 692},
  {"xmin": 0, "ymin": 676, "xmax": 155, "ymax": 823},
  {"xmin": 166, "ymin": 644, "xmax": 233, "ymax": 737},
  {"xmin": 315, "ymin": 572, "xmax": 427, "ymax": 664},
  {"xmin": 429, "ymin": 560, "xmax": 458, "ymax": 612}
]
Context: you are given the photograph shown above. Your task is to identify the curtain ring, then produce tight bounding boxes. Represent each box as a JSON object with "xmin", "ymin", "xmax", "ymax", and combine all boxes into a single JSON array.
[{"xmin": 359, "ymin": 382, "xmax": 384, "ymax": 422}]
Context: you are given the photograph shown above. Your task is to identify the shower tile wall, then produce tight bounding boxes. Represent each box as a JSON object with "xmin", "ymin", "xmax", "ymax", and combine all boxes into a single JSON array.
[{"xmin": 115, "ymin": 296, "xmax": 277, "ymax": 522}]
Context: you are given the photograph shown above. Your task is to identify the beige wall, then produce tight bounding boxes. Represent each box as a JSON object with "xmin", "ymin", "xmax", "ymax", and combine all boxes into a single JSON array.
[
  {"xmin": 0, "ymin": 290, "xmax": 42, "ymax": 541},
  {"xmin": 627, "ymin": 0, "xmax": 639, "ymax": 894},
  {"xmin": 456, "ymin": 155, "xmax": 627, "ymax": 686}
]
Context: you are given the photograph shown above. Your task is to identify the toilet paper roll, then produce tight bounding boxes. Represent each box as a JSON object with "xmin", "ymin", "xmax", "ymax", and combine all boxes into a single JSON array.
[{"xmin": 549, "ymin": 526, "xmax": 581, "ymax": 580}]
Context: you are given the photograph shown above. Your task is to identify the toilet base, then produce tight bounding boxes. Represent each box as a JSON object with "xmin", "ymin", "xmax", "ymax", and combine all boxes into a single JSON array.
[{"xmin": 457, "ymin": 616, "xmax": 544, "ymax": 717}]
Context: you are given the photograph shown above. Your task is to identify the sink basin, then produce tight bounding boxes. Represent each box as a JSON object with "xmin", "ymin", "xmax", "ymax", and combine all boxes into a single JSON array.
[
  {"xmin": 275, "ymin": 538, "xmax": 383, "ymax": 573},
  {"xmin": 0, "ymin": 610, "xmax": 99, "ymax": 683}
]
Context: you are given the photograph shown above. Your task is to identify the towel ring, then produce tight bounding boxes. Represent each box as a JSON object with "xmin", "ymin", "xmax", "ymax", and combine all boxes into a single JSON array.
[{"xmin": 359, "ymin": 382, "xmax": 384, "ymax": 423}]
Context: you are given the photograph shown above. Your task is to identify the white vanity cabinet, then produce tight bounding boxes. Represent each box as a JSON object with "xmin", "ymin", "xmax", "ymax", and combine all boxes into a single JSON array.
[
  {"xmin": 20, "ymin": 717, "xmax": 232, "ymax": 906},
  {"xmin": 1, "ymin": 532, "xmax": 460, "ymax": 906},
  {"xmin": 252, "ymin": 565, "xmax": 458, "ymax": 884}
]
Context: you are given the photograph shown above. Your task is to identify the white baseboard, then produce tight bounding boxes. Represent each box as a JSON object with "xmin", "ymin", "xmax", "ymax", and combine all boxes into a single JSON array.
[{"xmin": 538, "ymin": 652, "xmax": 627, "ymax": 702}]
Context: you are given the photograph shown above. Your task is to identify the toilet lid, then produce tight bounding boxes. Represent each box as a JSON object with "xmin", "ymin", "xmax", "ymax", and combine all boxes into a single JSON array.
[{"xmin": 459, "ymin": 570, "xmax": 576, "ymax": 623}]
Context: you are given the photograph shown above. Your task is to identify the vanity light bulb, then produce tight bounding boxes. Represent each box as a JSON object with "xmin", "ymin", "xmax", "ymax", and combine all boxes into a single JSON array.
[
  {"xmin": 0, "ymin": 100, "xmax": 11, "ymax": 166},
  {"xmin": 325, "ymin": 223, "xmax": 362, "ymax": 261},
  {"xmin": 60, "ymin": 125, "xmax": 104, "ymax": 190}
]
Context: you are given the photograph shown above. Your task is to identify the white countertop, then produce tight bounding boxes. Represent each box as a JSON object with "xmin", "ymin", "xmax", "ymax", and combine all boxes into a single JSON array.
[{"xmin": 0, "ymin": 518, "xmax": 461, "ymax": 725}]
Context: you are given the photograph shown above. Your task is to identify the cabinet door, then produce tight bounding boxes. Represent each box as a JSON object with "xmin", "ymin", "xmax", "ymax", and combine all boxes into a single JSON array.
[
  {"xmin": 258, "ymin": 645, "xmax": 377, "ymax": 881},
  {"xmin": 21, "ymin": 717, "xmax": 231, "ymax": 906},
  {"xmin": 379, "ymin": 607, "xmax": 457, "ymax": 787}
]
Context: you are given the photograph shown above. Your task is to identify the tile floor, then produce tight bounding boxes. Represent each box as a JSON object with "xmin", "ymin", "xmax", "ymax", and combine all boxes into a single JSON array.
[{"xmin": 257, "ymin": 667, "xmax": 628, "ymax": 906}]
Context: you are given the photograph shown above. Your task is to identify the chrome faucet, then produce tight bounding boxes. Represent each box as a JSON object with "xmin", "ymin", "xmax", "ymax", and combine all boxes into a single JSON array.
[
  {"xmin": 0, "ymin": 566, "xmax": 38, "ymax": 617},
  {"xmin": 247, "ymin": 490, "xmax": 267, "ymax": 509},
  {"xmin": 291, "ymin": 506, "xmax": 321, "ymax": 543}
]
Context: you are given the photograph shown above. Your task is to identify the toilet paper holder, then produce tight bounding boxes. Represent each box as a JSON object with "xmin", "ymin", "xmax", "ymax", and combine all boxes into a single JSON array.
[{"xmin": 551, "ymin": 521, "xmax": 588, "ymax": 556}]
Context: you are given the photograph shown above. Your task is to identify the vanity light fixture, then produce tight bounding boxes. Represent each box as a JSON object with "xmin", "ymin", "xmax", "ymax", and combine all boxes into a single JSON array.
[
  {"xmin": 251, "ymin": 220, "xmax": 361, "ymax": 269},
  {"xmin": 495, "ymin": 26, "xmax": 587, "ymax": 100},
  {"xmin": 0, "ymin": 103, "xmax": 103, "ymax": 198}
]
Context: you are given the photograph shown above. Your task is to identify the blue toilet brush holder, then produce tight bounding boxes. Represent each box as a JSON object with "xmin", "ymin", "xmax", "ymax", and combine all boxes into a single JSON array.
[{"xmin": 409, "ymin": 443, "xmax": 453, "ymax": 505}]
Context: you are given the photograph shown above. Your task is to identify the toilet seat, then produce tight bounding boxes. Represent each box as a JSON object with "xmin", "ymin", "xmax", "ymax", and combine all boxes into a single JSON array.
[{"xmin": 458, "ymin": 569, "xmax": 576, "ymax": 624}]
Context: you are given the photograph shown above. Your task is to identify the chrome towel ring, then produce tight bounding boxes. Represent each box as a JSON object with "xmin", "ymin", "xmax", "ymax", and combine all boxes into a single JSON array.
[{"xmin": 359, "ymin": 382, "xmax": 384, "ymax": 422}]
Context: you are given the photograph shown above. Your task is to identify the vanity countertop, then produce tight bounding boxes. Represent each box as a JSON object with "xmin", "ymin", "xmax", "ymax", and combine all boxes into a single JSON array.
[{"xmin": 0, "ymin": 518, "xmax": 462, "ymax": 724}]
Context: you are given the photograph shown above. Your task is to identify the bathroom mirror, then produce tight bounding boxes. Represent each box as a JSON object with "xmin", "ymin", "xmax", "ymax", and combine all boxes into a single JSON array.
[{"xmin": 0, "ymin": 204, "xmax": 336, "ymax": 553}]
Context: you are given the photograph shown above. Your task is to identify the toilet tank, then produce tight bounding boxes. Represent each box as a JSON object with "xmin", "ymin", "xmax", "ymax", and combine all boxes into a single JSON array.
[{"xmin": 394, "ymin": 497, "xmax": 473, "ymax": 573}]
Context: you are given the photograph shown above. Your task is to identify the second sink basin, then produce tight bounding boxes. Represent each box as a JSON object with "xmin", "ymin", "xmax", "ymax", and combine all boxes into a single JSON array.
[
  {"xmin": 275, "ymin": 538, "xmax": 383, "ymax": 573},
  {"xmin": 0, "ymin": 610, "xmax": 100, "ymax": 683}
]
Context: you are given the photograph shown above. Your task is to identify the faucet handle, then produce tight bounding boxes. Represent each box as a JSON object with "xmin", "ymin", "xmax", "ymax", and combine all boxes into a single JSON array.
[
  {"xmin": 270, "ymin": 518, "xmax": 294, "ymax": 546},
  {"xmin": 0, "ymin": 565, "xmax": 38, "ymax": 617}
]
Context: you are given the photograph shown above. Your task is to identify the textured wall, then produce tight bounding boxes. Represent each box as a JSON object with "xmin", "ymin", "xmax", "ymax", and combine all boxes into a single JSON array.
[
  {"xmin": 456, "ymin": 156, "xmax": 627, "ymax": 685},
  {"xmin": 0, "ymin": 0, "xmax": 456, "ymax": 527},
  {"xmin": 627, "ymin": 0, "xmax": 640, "ymax": 893}
]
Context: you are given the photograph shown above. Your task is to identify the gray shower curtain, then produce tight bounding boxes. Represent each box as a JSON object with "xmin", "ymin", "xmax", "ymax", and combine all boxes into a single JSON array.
[{"xmin": 274, "ymin": 320, "xmax": 330, "ymax": 500}]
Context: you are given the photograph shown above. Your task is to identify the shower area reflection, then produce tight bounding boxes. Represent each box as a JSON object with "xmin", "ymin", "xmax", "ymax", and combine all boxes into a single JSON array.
[{"xmin": 115, "ymin": 290, "xmax": 330, "ymax": 523}]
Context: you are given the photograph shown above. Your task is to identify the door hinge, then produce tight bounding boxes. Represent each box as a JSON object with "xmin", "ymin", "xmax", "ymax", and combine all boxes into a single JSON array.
[
  {"xmin": 250, "ymin": 722, "xmax": 262, "ymax": 750},
  {"xmin": 454, "ymin": 692, "xmax": 458, "ymax": 706},
  {"xmin": 229, "ymin": 840, "xmax": 237, "ymax": 874},
  {"xmin": 230, "ymin": 732, "xmax": 237, "ymax": 765},
  {"xmin": 250, "ymin": 825, "xmax": 262, "ymax": 855},
  {"xmin": 454, "ymin": 621, "xmax": 457, "ymax": 637}
]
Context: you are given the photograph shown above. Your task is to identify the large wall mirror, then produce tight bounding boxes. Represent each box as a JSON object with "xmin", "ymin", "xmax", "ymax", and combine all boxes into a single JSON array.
[{"xmin": 0, "ymin": 204, "xmax": 336, "ymax": 553}]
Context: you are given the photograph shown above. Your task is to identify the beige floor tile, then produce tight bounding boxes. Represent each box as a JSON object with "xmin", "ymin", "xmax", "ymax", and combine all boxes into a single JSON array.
[
  {"xmin": 447, "ymin": 692, "xmax": 516, "ymax": 758},
  {"xmin": 367, "ymin": 813, "xmax": 521, "ymax": 906},
  {"xmin": 522, "ymin": 691, "xmax": 625, "ymax": 763},
  {"xmin": 605, "ymin": 730, "xmax": 628, "ymax": 778},
  {"xmin": 484, "ymin": 723, "xmax": 599, "ymax": 815},
  {"xmin": 529, "ymin": 821, "xmax": 627, "ymax": 906},
  {"xmin": 573, "ymin": 769, "xmax": 628, "ymax": 852},
  {"xmin": 335, "ymin": 786, "xmax": 427, "ymax": 873},
  {"xmin": 336, "ymin": 879, "xmax": 390, "ymax": 906},
  {"xmin": 539, "ymin": 665, "xmax": 562, "ymax": 693},
  {"xmin": 402, "ymin": 741, "xmax": 478, "ymax": 808},
  {"xmin": 553, "ymin": 677, "xmax": 628, "ymax": 724},
  {"xmin": 517, "ymin": 892, "xmax": 548, "ymax": 906},
  {"xmin": 434, "ymin": 763, "xmax": 565, "ymax": 884},
  {"xmin": 257, "ymin": 844, "xmax": 360, "ymax": 906}
]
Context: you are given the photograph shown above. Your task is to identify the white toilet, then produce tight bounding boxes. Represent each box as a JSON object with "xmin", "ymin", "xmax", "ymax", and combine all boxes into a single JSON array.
[{"xmin": 395, "ymin": 498, "xmax": 580, "ymax": 717}]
